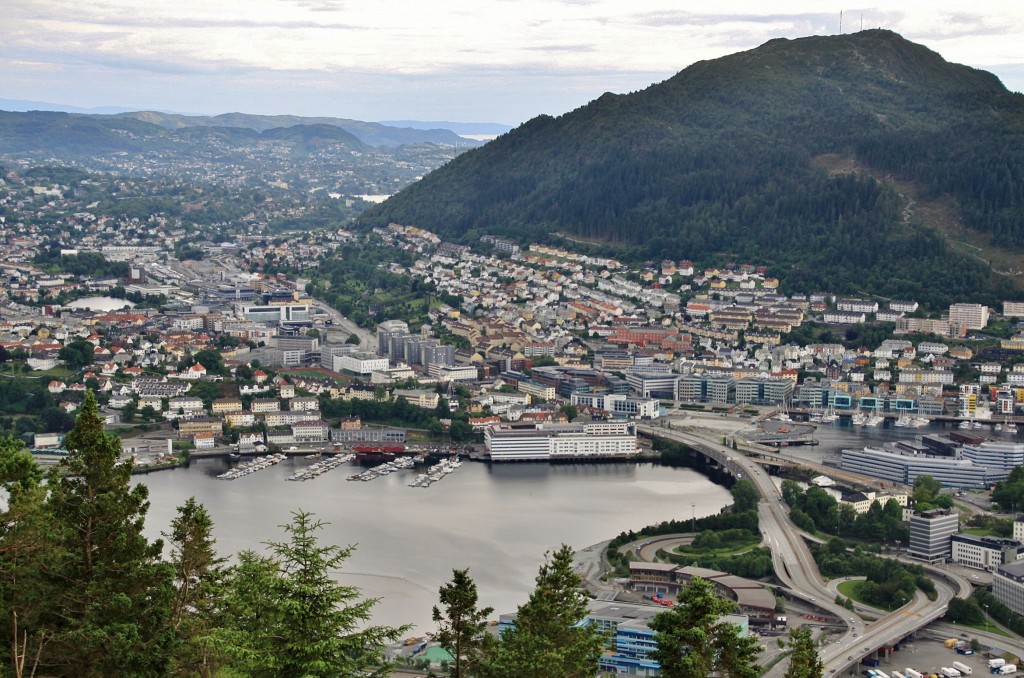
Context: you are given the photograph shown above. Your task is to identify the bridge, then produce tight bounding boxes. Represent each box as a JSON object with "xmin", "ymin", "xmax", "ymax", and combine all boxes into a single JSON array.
[{"xmin": 635, "ymin": 422, "xmax": 964, "ymax": 676}]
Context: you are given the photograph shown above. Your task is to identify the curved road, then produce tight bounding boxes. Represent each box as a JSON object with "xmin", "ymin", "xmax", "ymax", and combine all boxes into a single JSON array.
[{"xmin": 637, "ymin": 423, "xmax": 966, "ymax": 676}]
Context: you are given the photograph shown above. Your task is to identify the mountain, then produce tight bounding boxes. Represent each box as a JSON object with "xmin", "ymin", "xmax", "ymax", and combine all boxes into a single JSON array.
[
  {"xmin": 110, "ymin": 111, "xmax": 477, "ymax": 147},
  {"xmin": 379, "ymin": 120, "xmax": 513, "ymax": 136},
  {"xmin": 360, "ymin": 30, "xmax": 1024, "ymax": 306},
  {"xmin": 0, "ymin": 98, "xmax": 147, "ymax": 115}
]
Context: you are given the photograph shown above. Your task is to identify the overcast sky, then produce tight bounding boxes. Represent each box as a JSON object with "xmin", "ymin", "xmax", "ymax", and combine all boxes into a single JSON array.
[{"xmin": 4, "ymin": 1, "xmax": 1024, "ymax": 125}]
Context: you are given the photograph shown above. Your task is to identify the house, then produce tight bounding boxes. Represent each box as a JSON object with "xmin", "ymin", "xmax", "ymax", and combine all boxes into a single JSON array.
[
  {"xmin": 193, "ymin": 433, "xmax": 216, "ymax": 449},
  {"xmin": 180, "ymin": 363, "xmax": 207, "ymax": 380}
]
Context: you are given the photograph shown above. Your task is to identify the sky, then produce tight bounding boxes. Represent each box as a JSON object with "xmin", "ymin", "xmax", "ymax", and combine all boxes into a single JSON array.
[{"xmin": 4, "ymin": 1, "xmax": 1024, "ymax": 126}]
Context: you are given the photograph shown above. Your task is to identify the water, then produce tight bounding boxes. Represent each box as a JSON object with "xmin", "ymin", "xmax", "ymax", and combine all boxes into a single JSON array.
[{"xmin": 134, "ymin": 458, "xmax": 731, "ymax": 633}]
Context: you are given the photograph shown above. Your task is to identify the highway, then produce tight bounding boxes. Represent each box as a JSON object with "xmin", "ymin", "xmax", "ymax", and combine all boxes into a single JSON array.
[{"xmin": 636, "ymin": 423, "xmax": 966, "ymax": 676}]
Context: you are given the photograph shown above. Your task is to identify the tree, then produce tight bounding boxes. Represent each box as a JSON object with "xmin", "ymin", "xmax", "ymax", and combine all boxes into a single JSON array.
[
  {"xmin": 0, "ymin": 436, "xmax": 50, "ymax": 678},
  {"xmin": 432, "ymin": 568, "xmax": 494, "ymax": 678},
  {"xmin": 782, "ymin": 625, "xmax": 824, "ymax": 678},
  {"xmin": 39, "ymin": 391, "xmax": 175, "ymax": 676},
  {"xmin": 649, "ymin": 576, "xmax": 761, "ymax": 678},
  {"xmin": 165, "ymin": 497, "xmax": 226, "ymax": 677},
  {"xmin": 218, "ymin": 510, "xmax": 408, "ymax": 677},
  {"xmin": 730, "ymin": 479, "xmax": 759, "ymax": 513},
  {"xmin": 559, "ymin": 405, "xmax": 578, "ymax": 422},
  {"xmin": 479, "ymin": 544, "xmax": 604, "ymax": 678},
  {"xmin": 913, "ymin": 475, "xmax": 943, "ymax": 506},
  {"xmin": 57, "ymin": 339, "xmax": 94, "ymax": 370}
]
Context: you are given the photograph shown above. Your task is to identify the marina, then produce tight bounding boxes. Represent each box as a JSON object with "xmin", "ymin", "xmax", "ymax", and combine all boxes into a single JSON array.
[
  {"xmin": 347, "ymin": 455, "xmax": 418, "ymax": 482},
  {"xmin": 215, "ymin": 452, "xmax": 288, "ymax": 480},
  {"xmin": 286, "ymin": 453, "xmax": 355, "ymax": 481},
  {"xmin": 408, "ymin": 457, "xmax": 463, "ymax": 488}
]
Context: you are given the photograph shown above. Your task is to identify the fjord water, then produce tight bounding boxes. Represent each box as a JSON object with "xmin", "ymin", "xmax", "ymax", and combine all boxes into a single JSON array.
[{"xmin": 135, "ymin": 459, "xmax": 731, "ymax": 633}]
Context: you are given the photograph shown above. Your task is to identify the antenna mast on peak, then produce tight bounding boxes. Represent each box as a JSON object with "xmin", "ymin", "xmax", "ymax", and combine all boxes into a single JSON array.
[{"xmin": 839, "ymin": 10, "xmax": 843, "ymax": 34}]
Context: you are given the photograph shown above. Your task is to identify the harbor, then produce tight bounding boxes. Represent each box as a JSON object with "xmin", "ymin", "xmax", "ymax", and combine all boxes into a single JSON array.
[{"xmin": 287, "ymin": 453, "xmax": 355, "ymax": 481}]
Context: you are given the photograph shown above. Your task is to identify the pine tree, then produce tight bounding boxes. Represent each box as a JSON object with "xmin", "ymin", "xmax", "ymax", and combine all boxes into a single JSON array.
[
  {"xmin": 40, "ymin": 391, "xmax": 175, "ymax": 676},
  {"xmin": 782, "ymin": 625, "xmax": 825, "ymax": 678},
  {"xmin": 165, "ymin": 497, "xmax": 226, "ymax": 677},
  {"xmin": 218, "ymin": 510, "xmax": 409, "ymax": 678},
  {"xmin": 432, "ymin": 568, "xmax": 494, "ymax": 678},
  {"xmin": 479, "ymin": 544, "xmax": 604, "ymax": 678},
  {"xmin": 0, "ymin": 436, "xmax": 51, "ymax": 678},
  {"xmin": 649, "ymin": 576, "xmax": 762, "ymax": 678}
]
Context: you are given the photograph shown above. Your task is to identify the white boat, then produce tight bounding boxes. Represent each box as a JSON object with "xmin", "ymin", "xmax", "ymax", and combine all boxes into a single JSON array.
[
  {"xmin": 972, "ymin": 421, "xmax": 983, "ymax": 429},
  {"xmin": 894, "ymin": 415, "xmax": 912, "ymax": 428},
  {"xmin": 959, "ymin": 420, "xmax": 972, "ymax": 430},
  {"xmin": 1008, "ymin": 422, "xmax": 1019, "ymax": 434}
]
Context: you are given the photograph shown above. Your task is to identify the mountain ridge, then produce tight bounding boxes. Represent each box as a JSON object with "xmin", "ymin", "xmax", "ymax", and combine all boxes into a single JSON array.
[{"xmin": 358, "ymin": 30, "xmax": 1024, "ymax": 306}]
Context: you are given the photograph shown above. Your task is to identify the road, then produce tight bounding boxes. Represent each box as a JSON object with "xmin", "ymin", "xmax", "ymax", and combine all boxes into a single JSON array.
[{"xmin": 636, "ymin": 423, "xmax": 965, "ymax": 677}]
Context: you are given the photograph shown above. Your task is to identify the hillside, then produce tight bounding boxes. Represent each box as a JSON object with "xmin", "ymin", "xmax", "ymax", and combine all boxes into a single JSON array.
[
  {"xmin": 111, "ymin": 111, "xmax": 476, "ymax": 147},
  {"xmin": 360, "ymin": 30, "xmax": 1024, "ymax": 306}
]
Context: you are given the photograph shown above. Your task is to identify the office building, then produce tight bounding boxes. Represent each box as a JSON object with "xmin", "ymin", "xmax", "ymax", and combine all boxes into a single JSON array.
[{"xmin": 908, "ymin": 509, "xmax": 959, "ymax": 562}]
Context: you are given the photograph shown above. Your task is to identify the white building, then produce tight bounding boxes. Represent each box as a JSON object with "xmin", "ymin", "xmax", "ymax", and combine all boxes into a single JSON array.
[
  {"xmin": 994, "ymin": 560, "xmax": 1024, "ymax": 616},
  {"xmin": 951, "ymin": 534, "xmax": 1024, "ymax": 572},
  {"xmin": 949, "ymin": 303, "xmax": 990, "ymax": 330},
  {"xmin": 570, "ymin": 393, "xmax": 660, "ymax": 419},
  {"xmin": 485, "ymin": 421, "xmax": 637, "ymax": 462}
]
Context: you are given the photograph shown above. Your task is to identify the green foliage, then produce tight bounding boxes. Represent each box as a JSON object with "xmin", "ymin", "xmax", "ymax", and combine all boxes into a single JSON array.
[
  {"xmin": 58, "ymin": 338, "xmax": 95, "ymax": 370},
  {"xmin": 38, "ymin": 391, "xmax": 176, "ymax": 676},
  {"xmin": 217, "ymin": 510, "xmax": 408, "ymax": 677},
  {"xmin": 479, "ymin": 545, "xmax": 604, "ymax": 678},
  {"xmin": 974, "ymin": 588, "xmax": 1024, "ymax": 638},
  {"xmin": 782, "ymin": 625, "xmax": 824, "ymax": 678},
  {"xmin": 432, "ymin": 569, "xmax": 494, "ymax": 678},
  {"xmin": 649, "ymin": 576, "xmax": 761, "ymax": 678},
  {"xmin": 811, "ymin": 542, "xmax": 931, "ymax": 609},
  {"xmin": 946, "ymin": 597, "xmax": 985, "ymax": 625},
  {"xmin": 662, "ymin": 547, "xmax": 774, "ymax": 580},
  {"xmin": 992, "ymin": 466, "xmax": 1024, "ymax": 512},
  {"xmin": 782, "ymin": 480, "xmax": 907, "ymax": 542},
  {"xmin": 729, "ymin": 479, "xmax": 759, "ymax": 513},
  {"xmin": 360, "ymin": 30, "xmax": 1020, "ymax": 305},
  {"xmin": 165, "ymin": 497, "xmax": 228, "ymax": 676}
]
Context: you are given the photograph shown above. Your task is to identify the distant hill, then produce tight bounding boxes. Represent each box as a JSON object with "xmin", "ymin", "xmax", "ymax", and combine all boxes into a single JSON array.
[
  {"xmin": 360, "ymin": 30, "xmax": 1024, "ymax": 306},
  {"xmin": 111, "ymin": 111, "xmax": 477, "ymax": 148},
  {"xmin": 0, "ymin": 98, "xmax": 145, "ymax": 115},
  {"xmin": 379, "ymin": 120, "xmax": 512, "ymax": 137}
]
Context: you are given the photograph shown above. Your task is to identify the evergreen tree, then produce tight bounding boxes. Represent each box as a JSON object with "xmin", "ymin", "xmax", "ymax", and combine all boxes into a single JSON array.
[
  {"xmin": 432, "ymin": 568, "xmax": 494, "ymax": 678},
  {"xmin": 40, "ymin": 391, "xmax": 175, "ymax": 676},
  {"xmin": 782, "ymin": 625, "xmax": 824, "ymax": 678},
  {"xmin": 649, "ymin": 576, "xmax": 762, "ymax": 678},
  {"xmin": 479, "ymin": 544, "xmax": 604, "ymax": 678},
  {"xmin": 0, "ymin": 436, "xmax": 50, "ymax": 678},
  {"xmin": 218, "ymin": 510, "xmax": 408, "ymax": 678},
  {"xmin": 165, "ymin": 497, "xmax": 226, "ymax": 677}
]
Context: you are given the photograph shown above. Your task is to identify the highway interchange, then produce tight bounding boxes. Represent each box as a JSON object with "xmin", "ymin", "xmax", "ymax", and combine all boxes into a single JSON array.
[{"xmin": 635, "ymin": 422, "xmax": 970, "ymax": 676}]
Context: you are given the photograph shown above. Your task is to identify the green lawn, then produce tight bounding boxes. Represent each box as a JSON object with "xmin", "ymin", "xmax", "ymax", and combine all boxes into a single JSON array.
[{"xmin": 836, "ymin": 580, "xmax": 904, "ymax": 613}]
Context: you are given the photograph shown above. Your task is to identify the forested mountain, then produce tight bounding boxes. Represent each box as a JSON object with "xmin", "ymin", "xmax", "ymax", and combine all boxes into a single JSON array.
[{"xmin": 361, "ymin": 30, "xmax": 1024, "ymax": 304}]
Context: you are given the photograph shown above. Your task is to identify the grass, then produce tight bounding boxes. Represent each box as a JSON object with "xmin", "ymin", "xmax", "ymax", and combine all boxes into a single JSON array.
[
  {"xmin": 962, "ymin": 528, "xmax": 1000, "ymax": 537},
  {"xmin": 836, "ymin": 580, "xmax": 905, "ymax": 613},
  {"xmin": 674, "ymin": 538, "xmax": 760, "ymax": 557},
  {"xmin": 952, "ymin": 620, "xmax": 1012, "ymax": 639}
]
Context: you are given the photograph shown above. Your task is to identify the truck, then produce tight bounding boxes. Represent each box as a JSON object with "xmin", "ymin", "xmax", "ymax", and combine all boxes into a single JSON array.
[
  {"xmin": 952, "ymin": 662, "xmax": 972, "ymax": 675},
  {"xmin": 946, "ymin": 639, "xmax": 961, "ymax": 648},
  {"xmin": 957, "ymin": 647, "xmax": 975, "ymax": 655},
  {"xmin": 940, "ymin": 668, "xmax": 962, "ymax": 678},
  {"xmin": 891, "ymin": 672, "xmax": 906, "ymax": 678},
  {"xmin": 904, "ymin": 670, "xmax": 923, "ymax": 678},
  {"xmin": 997, "ymin": 667, "xmax": 1018, "ymax": 676},
  {"xmin": 991, "ymin": 659, "xmax": 1007, "ymax": 670}
]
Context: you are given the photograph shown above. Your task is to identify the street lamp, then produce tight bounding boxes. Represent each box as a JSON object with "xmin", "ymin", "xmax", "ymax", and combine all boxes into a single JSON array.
[{"xmin": 691, "ymin": 503, "xmax": 696, "ymax": 534}]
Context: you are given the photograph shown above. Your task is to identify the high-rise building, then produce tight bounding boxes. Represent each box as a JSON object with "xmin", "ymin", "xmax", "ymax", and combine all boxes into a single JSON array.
[{"xmin": 908, "ymin": 509, "xmax": 959, "ymax": 562}]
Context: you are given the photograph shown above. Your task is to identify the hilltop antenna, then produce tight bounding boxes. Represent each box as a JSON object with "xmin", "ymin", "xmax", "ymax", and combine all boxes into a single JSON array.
[
  {"xmin": 860, "ymin": 14, "xmax": 863, "ymax": 31},
  {"xmin": 839, "ymin": 10, "xmax": 843, "ymax": 34}
]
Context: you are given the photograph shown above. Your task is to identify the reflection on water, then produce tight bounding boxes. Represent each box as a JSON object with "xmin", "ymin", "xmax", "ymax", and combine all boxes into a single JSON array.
[{"xmin": 135, "ymin": 458, "xmax": 731, "ymax": 632}]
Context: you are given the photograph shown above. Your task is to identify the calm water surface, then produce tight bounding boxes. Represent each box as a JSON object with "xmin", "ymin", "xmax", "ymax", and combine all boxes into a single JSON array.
[
  {"xmin": 135, "ymin": 419, "xmax": 1013, "ymax": 632},
  {"xmin": 135, "ymin": 458, "xmax": 731, "ymax": 632}
]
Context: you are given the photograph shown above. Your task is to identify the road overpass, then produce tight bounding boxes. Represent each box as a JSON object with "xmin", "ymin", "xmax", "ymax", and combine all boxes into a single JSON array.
[{"xmin": 636, "ymin": 423, "xmax": 966, "ymax": 676}]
